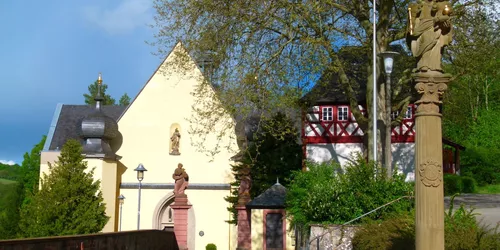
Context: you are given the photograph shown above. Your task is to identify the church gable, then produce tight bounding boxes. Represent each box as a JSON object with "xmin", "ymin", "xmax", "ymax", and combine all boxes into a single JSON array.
[{"xmin": 116, "ymin": 42, "xmax": 237, "ymax": 184}]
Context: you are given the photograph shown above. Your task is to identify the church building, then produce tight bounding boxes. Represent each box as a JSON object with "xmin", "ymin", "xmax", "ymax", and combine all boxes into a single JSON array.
[{"xmin": 40, "ymin": 43, "xmax": 240, "ymax": 250}]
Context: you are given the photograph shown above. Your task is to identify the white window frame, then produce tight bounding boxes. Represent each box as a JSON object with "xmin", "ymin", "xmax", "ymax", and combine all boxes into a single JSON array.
[
  {"xmin": 322, "ymin": 107, "xmax": 333, "ymax": 121},
  {"xmin": 404, "ymin": 106, "xmax": 412, "ymax": 119},
  {"xmin": 337, "ymin": 106, "xmax": 349, "ymax": 121}
]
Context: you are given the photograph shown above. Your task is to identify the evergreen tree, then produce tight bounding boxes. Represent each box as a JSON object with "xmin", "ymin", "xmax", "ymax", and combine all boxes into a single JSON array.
[
  {"xmin": 119, "ymin": 93, "xmax": 131, "ymax": 106},
  {"xmin": 18, "ymin": 139, "xmax": 109, "ymax": 238},
  {"xmin": 225, "ymin": 113, "xmax": 302, "ymax": 224},
  {"xmin": 83, "ymin": 81, "xmax": 116, "ymax": 105}
]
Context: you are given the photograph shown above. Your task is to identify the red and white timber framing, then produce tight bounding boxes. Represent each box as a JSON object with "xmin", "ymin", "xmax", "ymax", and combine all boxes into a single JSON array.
[{"xmin": 302, "ymin": 104, "xmax": 416, "ymax": 145}]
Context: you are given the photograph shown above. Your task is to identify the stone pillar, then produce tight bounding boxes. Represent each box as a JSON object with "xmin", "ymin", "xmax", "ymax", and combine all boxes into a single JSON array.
[
  {"xmin": 236, "ymin": 205, "xmax": 251, "ymax": 250},
  {"xmin": 237, "ymin": 165, "xmax": 252, "ymax": 250},
  {"xmin": 414, "ymin": 72, "xmax": 450, "ymax": 250},
  {"xmin": 171, "ymin": 194, "xmax": 192, "ymax": 250}
]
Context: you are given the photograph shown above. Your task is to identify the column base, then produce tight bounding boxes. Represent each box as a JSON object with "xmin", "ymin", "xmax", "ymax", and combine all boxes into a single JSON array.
[
  {"xmin": 236, "ymin": 205, "xmax": 251, "ymax": 250},
  {"xmin": 172, "ymin": 195, "xmax": 192, "ymax": 250}
]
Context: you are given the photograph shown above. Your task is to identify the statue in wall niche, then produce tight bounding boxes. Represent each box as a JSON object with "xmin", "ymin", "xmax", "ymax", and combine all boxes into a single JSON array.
[
  {"xmin": 170, "ymin": 128, "xmax": 181, "ymax": 155},
  {"xmin": 172, "ymin": 163, "xmax": 189, "ymax": 196},
  {"xmin": 407, "ymin": 0, "xmax": 453, "ymax": 72}
]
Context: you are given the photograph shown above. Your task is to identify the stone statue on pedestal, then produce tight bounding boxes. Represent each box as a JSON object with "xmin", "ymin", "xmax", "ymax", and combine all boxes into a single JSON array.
[
  {"xmin": 172, "ymin": 163, "xmax": 189, "ymax": 196},
  {"xmin": 407, "ymin": 1, "xmax": 453, "ymax": 249}
]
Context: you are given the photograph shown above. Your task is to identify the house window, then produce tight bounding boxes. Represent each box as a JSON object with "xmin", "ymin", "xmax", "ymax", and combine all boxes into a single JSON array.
[
  {"xmin": 322, "ymin": 107, "xmax": 333, "ymax": 121},
  {"xmin": 404, "ymin": 106, "xmax": 412, "ymax": 119},
  {"xmin": 338, "ymin": 106, "xmax": 349, "ymax": 121},
  {"xmin": 391, "ymin": 111, "xmax": 400, "ymax": 120}
]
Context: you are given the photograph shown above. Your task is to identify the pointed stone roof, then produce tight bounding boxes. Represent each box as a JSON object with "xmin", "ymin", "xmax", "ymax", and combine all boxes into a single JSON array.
[{"xmin": 246, "ymin": 182, "xmax": 287, "ymax": 209}]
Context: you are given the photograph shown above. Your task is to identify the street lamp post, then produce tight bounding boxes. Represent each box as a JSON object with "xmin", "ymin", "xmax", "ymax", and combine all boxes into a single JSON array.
[
  {"xmin": 118, "ymin": 194, "xmax": 125, "ymax": 231},
  {"xmin": 134, "ymin": 164, "xmax": 147, "ymax": 230},
  {"xmin": 379, "ymin": 51, "xmax": 400, "ymax": 177}
]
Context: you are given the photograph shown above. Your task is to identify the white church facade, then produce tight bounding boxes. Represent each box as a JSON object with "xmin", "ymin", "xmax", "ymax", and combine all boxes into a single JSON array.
[{"xmin": 40, "ymin": 43, "xmax": 239, "ymax": 250}]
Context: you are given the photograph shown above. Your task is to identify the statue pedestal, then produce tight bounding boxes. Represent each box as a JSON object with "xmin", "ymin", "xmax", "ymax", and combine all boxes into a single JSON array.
[
  {"xmin": 413, "ymin": 72, "xmax": 450, "ymax": 250},
  {"xmin": 236, "ymin": 205, "xmax": 251, "ymax": 250},
  {"xmin": 172, "ymin": 194, "xmax": 191, "ymax": 250}
]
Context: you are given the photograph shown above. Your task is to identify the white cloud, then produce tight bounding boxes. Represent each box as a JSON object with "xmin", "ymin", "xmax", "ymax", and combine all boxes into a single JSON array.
[
  {"xmin": 0, "ymin": 160, "xmax": 16, "ymax": 165},
  {"xmin": 83, "ymin": 0, "xmax": 152, "ymax": 35}
]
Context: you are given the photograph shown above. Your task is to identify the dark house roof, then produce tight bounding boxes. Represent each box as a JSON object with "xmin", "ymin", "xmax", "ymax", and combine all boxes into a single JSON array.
[
  {"xmin": 300, "ymin": 45, "xmax": 417, "ymax": 107},
  {"xmin": 301, "ymin": 46, "xmax": 368, "ymax": 106},
  {"xmin": 246, "ymin": 182, "xmax": 287, "ymax": 209},
  {"xmin": 301, "ymin": 73, "xmax": 367, "ymax": 105},
  {"xmin": 45, "ymin": 105, "xmax": 126, "ymax": 151}
]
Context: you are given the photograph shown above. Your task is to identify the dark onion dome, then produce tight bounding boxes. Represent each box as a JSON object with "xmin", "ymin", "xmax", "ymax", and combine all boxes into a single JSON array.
[{"xmin": 79, "ymin": 73, "xmax": 120, "ymax": 158}]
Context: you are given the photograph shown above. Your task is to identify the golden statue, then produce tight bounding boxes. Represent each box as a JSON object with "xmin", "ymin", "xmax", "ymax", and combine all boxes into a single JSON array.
[{"xmin": 407, "ymin": 0, "xmax": 453, "ymax": 72}]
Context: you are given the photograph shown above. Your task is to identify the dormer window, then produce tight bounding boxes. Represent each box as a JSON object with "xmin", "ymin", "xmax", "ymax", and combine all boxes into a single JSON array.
[
  {"xmin": 338, "ymin": 106, "xmax": 349, "ymax": 121},
  {"xmin": 322, "ymin": 107, "xmax": 333, "ymax": 121}
]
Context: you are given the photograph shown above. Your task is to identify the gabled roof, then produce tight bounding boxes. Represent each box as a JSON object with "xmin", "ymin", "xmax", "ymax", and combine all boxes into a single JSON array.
[
  {"xmin": 44, "ymin": 105, "xmax": 125, "ymax": 151},
  {"xmin": 246, "ymin": 182, "xmax": 287, "ymax": 209},
  {"xmin": 301, "ymin": 46, "xmax": 368, "ymax": 106},
  {"xmin": 301, "ymin": 73, "xmax": 367, "ymax": 105}
]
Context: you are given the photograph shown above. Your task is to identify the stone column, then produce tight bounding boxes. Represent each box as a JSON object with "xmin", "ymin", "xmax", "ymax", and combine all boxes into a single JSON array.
[
  {"xmin": 236, "ymin": 205, "xmax": 251, "ymax": 250},
  {"xmin": 414, "ymin": 72, "xmax": 450, "ymax": 250},
  {"xmin": 237, "ymin": 166, "xmax": 252, "ymax": 250},
  {"xmin": 171, "ymin": 194, "xmax": 192, "ymax": 250}
]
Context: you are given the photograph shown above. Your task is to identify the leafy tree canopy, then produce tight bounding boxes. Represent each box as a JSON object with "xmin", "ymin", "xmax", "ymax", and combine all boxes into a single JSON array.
[
  {"xmin": 151, "ymin": 0, "xmax": 485, "ymax": 161},
  {"xmin": 19, "ymin": 135, "xmax": 46, "ymax": 206},
  {"xmin": 286, "ymin": 156, "xmax": 413, "ymax": 228}
]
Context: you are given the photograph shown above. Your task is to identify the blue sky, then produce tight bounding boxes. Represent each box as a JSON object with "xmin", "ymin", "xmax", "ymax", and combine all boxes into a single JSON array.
[{"xmin": 0, "ymin": 0, "xmax": 165, "ymax": 165}]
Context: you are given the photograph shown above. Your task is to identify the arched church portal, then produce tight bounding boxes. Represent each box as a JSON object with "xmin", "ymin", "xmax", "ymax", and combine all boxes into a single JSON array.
[{"xmin": 152, "ymin": 192, "xmax": 176, "ymax": 230}]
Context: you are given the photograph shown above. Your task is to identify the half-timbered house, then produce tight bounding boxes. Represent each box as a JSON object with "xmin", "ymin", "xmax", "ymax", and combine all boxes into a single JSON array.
[{"xmin": 301, "ymin": 74, "xmax": 462, "ymax": 180}]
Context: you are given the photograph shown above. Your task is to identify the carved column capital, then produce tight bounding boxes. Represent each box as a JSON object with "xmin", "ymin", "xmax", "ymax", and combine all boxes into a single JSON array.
[{"xmin": 414, "ymin": 72, "xmax": 451, "ymax": 116}]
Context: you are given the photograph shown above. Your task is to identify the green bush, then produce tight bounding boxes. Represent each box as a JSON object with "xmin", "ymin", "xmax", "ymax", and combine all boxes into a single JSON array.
[
  {"xmin": 286, "ymin": 154, "xmax": 414, "ymax": 228},
  {"xmin": 205, "ymin": 243, "xmax": 217, "ymax": 250},
  {"xmin": 461, "ymin": 146, "xmax": 500, "ymax": 186},
  {"xmin": 352, "ymin": 202, "xmax": 500, "ymax": 250},
  {"xmin": 443, "ymin": 174, "xmax": 478, "ymax": 195},
  {"xmin": 461, "ymin": 176, "xmax": 477, "ymax": 193},
  {"xmin": 351, "ymin": 212, "xmax": 415, "ymax": 250},
  {"xmin": 444, "ymin": 174, "xmax": 463, "ymax": 196}
]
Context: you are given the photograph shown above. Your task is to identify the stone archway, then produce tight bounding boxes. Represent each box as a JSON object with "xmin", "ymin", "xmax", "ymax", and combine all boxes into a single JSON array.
[{"xmin": 152, "ymin": 192, "xmax": 176, "ymax": 230}]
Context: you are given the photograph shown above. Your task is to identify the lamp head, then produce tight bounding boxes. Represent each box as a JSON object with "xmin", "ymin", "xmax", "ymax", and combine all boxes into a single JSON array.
[
  {"xmin": 134, "ymin": 163, "xmax": 148, "ymax": 181},
  {"xmin": 118, "ymin": 194, "xmax": 125, "ymax": 204},
  {"xmin": 378, "ymin": 51, "xmax": 400, "ymax": 74}
]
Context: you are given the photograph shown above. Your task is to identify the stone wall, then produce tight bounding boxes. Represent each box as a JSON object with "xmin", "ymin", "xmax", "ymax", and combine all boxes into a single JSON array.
[
  {"xmin": 0, "ymin": 230, "xmax": 178, "ymax": 250},
  {"xmin": 308, "ymin": 225, "xmax": 358, "ymax": 250}
]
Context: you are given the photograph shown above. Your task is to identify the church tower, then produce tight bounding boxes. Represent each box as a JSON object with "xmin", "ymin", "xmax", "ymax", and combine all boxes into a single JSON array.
[{"xmin": 79, "ymin": 73, "xmax": 123, "ymax": 232}]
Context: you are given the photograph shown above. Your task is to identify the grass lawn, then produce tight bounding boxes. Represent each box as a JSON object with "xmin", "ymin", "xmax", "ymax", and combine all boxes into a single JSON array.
[
  {"xmin": 0, "ymin": 178, "xmax": 17, "ymax": 185},
  {"xmin": 476, "ymin": 184, "xmax": 500, "ymax": 194}
]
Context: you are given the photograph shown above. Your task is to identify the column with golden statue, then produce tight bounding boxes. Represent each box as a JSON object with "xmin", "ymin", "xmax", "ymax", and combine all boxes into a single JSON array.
[{"xmin": 407, "ymin": 1, "xmax": 453, "ymax": 249}]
